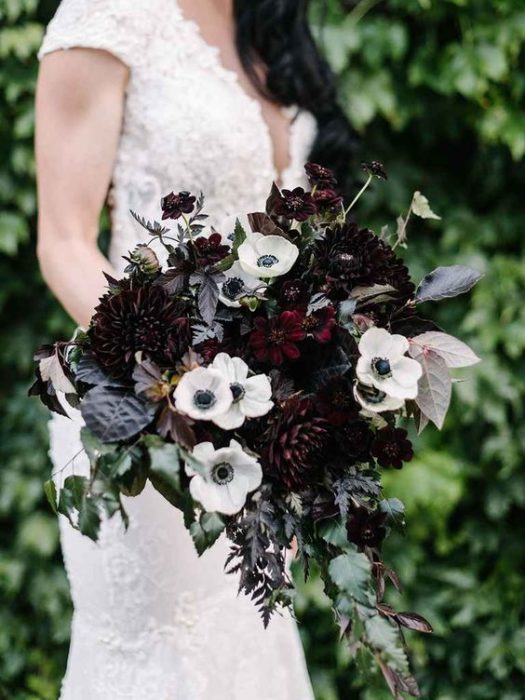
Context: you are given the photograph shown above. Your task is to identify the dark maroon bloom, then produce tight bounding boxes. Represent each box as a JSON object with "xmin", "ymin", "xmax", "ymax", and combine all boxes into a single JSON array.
[
  {"xmin": 305, "ymin": 162, "xmax": 338, "ymax": 188},
  {"xmin": 193, "ymin": 232, "xmax": 230, "ymax": 266},
  {"xmin": 371, "ymin": 426, "xmax": 414, "ymax": 469},
  {"xmin": 362, "ymin": 160, "xmax": 388, "ymax": 180},
  {"xmin": 279, "ymin": 279, "xmax": 310, "ymax": 309},
  {"xmin": 340, "ymin": 419, "xmax": 375, "ymax": 462},
  {"xmin": 312, "ymin": 188, "xmax": 344, "ymax": 212},
  {"xmin": 313, "ymin": 223, "xmax": 415, "ymax": 306},
  {"xmin": 274, "ymin": 187, "xmax": 317, "ymax": 221},
  {"xmin": 302, "ymin": 305, "xmax": 336, "ymax": 343},
  {"xmin": 161, "ymin": 191, "xmax": 196, "ymax": 220},
  {"xmin": 250, "ymin": 311, "xmax": 306, "ymax": 365},
  {"xmin": 89, "ymin": 285, "xmax": 190, "ymax": 377},
  {"xmin": 262, "ymin": 396, "xmax": 329, "ymax": 490},
  {"xmin": 315, "ymin": 376, "xmax": 358, "ymax": 426},
  {"xmin": 347, "ymin": 507, "xmax": 388, "ymax": 550}
]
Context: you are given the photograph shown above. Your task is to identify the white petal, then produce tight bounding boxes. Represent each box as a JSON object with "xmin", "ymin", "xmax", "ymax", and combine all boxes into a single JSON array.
[
  {"xmin": 189, "ymin": 442, "xmax": 216, "ymax": 471},
  {"xmin": 375, "ymin": 375, "xmax": 418, "ymax": 400},
  {"xmin": 174, "ymin": 367, "xmax": 232, "ymax": 420},
  {"xmin": 391, "ymin": 356, "xmax": 423, "ymax": 386},
  {"xmin": 354, "ymin": 383, "xmax": 405, "ymax": 413},
  {"xmin": 358, "ymin": 327, "xmax": 393, "ymax": 359},
  {"xmin": 383, "ymin": 333, "xmax": 410, "ymax": 361},
  {"xmin": 212, "ymin": 402, "xmax": 246, "ymax": 430},
  {"xmin": 356, "ymin": 356, "xmax": 374, "ymax": 383},
  {"xmin": 241, "ymin": 377, "xmax": 274, "ymax": 417}
]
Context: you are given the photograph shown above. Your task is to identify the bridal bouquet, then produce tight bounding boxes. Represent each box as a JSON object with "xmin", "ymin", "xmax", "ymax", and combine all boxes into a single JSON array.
[{"xmin": 31, "ymin": 162, "xmax": 481, "ymax": 697}]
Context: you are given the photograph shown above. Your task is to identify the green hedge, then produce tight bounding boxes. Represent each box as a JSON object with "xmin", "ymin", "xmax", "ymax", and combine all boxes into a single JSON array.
[{"xmin": 1, "ymin": 1, "xmax": 524, "ymax": 699}]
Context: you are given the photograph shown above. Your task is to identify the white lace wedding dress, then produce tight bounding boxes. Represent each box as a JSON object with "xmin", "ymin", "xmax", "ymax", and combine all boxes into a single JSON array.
[{"xmin": 39, "ymin": 1, "xmax": 317, "ymax": 699}]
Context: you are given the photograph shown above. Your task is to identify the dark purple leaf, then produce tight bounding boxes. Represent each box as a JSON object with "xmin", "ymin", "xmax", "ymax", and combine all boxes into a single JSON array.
[
  {"xmin": 416, "ymin": 265, "xmax": 483, "ymax": 303},
  {"xmin": 80, "ymin": 386, "xmax": 156, "ymax": 443},
  {"xmin": 157, "ymin": 405, "xmax": 196, "ymax": 449},
  {"xmin": 395, "ymin": 612, "xmax": 433, "ymax": 634}
]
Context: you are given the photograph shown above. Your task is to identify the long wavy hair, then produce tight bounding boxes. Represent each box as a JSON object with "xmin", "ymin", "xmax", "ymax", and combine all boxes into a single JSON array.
[{"xmin": 234, "ymin": 0, "xmax": 358, "ymax": 198}]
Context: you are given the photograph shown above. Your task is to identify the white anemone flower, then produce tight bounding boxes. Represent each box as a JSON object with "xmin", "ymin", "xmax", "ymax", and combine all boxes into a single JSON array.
[
  {"xmin": 237, "ymin": 232, "xmax": 299, "ymax": 278},
  {"xmin": 353, "ymin": 382, "xmax": 405, "ymax": 414},
  {"xmin": 210, "ymin": 352, "xmax": 273, "ymax": 430},
  {"xmin": 218, "ymin": 260, "xmax": 267, "ymax": 308},
  {"xmin": 186, "ymin": 439, "xmax": 263, "ymax": 515},
  {"xmin": 356, "ymin": 327, "xmax": 423, "ymax": 400},
  {"xmin": 174, "ymin": 367, "xmax": 232, "ymax": 420}
]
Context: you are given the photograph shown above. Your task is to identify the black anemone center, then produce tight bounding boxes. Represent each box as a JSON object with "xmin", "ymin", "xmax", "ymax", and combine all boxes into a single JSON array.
[
  {"xmin": 212, "ymin": 462, "xmax": 234, "ymax": 485},
  {"xmin": 193, "ymin": 389, "xmax": 216, "ymax": 409},
  {"xmin": 230, "ymin": 382, "xmax": 246, "ymax": 402},
  {"xmin": 372, "ymin": 357, "xmax": 392, "ymax": 377},
  {"xmin": 222, "ymin": 277, "xmax": 245, "ymax": 300},
  {"xmin": 257, "ymin": 254, "xmax": 279, "ymax": 268}
]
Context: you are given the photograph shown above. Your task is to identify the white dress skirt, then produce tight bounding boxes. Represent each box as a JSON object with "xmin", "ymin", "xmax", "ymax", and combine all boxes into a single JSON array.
[{"xmin": 39, "ymin": 1, "xmax": 318, "ymax": 698}]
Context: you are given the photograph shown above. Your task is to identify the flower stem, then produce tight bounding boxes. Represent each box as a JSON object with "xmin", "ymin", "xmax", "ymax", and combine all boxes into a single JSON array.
[{"xmin": 345, "ymin": 174, "xmax": 372, "ymax": 216}]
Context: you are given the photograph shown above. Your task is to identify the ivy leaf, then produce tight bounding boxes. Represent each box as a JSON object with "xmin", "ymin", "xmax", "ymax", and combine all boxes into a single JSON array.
[
  {"xmin": 80, "ymin": 386, "xmax": 156, "ymax": 443},
  {"xmin": 78, "ymin": 496, "xmax": 102, "ymax": 542},
  {"xmin": 147, "ymin": 441, "xmax": 183, "ymax": 506},
  {"xmin": 190, "ymin": 511, "xmax": 226, "ymax": 555},
  {"xmin": 43, "ymin": 480, "xmax": 58, "ymax": 515},
  {"xmin": 416, "ymin": 265, "xmax": 483, "ymax": 303},
  {"xmin": 409, "ymin": 331, "xmax": 481, "ymax": 368},
  {"xmin": 328, "ymin": 547, "xmax": 374, "ymax": 606},
  {"xmin": 411, "ymin": 191, "xmax": 441, "ymax": 220},
  {"xmin": 414, "ymin": 348, "xmax": 452, "ymax": 429}
]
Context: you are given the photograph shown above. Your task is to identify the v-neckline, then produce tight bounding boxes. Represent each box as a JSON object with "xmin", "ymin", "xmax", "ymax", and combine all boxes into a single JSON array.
[{"xmin": 175, "ymin": 3, "xmax": 296, "ymax": 188}]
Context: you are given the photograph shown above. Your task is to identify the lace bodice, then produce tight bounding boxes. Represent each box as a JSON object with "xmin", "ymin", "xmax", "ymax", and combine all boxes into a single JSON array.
[
  {"xmin": 39, "ymin": 1, "xmax": 316, "ymax": 698},
  {"xmin": 39, "ymin": 0, "xmax": 316, "ymax": 273}
]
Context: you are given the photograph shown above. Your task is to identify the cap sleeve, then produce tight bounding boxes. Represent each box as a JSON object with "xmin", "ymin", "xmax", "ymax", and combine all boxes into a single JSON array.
[{"xmin": 38, "ymin": 0, "xmax": 151, "ymax": 68}]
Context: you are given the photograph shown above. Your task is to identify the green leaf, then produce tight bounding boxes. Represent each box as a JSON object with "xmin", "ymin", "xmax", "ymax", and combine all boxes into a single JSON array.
[
  {"xmin": 43, "ymin": 479, "xmax": 58, "ymax": 515},
  {"xmin": 78, "ymin": 496, "xmax": 101, "ymax": 542},
  {"xmin": 328, "ymin": 548, "xmax": 374, "ymax": 606},
  {"xmin": 148, "ymin": 442, "xmax": 182, "ymax": 505},
  {"xmin": 190, "ymin": 511, "xmax": 226, "ymax": 556},
  {"xmin": 411, "ymin": 191, "xmax": 441, "ymax": 220},
  {"xmin": 319, "ymin": 519, "xmax": 349, "ymax": 548}
]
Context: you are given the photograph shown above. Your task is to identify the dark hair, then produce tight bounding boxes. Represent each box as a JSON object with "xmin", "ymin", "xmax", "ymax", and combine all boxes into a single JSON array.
[{"xmin": 234, "ymin": 0, "xmax": 359, "ymax": 198}]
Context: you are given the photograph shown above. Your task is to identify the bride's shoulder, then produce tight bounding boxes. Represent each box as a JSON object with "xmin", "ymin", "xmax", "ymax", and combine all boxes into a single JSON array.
[{"xmin": 38, "ymin": 0, "xmax": 170, "ymax": 67}]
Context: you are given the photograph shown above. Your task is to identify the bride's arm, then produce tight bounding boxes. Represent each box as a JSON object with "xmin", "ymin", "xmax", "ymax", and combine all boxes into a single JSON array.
[{"xmin": 35, "ymin": 48, "xmax": 129, "ymax": 328}]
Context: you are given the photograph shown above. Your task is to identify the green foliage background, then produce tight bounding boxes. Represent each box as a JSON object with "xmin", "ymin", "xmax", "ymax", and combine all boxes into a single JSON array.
[{"xmin": 0, "ymin": 0, "xmax": 524, "ymax": 698}]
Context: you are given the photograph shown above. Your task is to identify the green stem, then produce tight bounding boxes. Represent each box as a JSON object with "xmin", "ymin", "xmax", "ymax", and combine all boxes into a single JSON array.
[
  {"xmin": 347, "ymin": 0, "xmax": 384, "ymax": 25},
  {"xmin": 345, "ymin": 174, "xmax": 372, "ymax": 216}
]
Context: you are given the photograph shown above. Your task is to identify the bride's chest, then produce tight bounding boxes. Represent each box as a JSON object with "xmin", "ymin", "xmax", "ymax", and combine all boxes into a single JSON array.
[{"xmin": 114, "ymin": 25, "xmax": 317, "ymax": 199}]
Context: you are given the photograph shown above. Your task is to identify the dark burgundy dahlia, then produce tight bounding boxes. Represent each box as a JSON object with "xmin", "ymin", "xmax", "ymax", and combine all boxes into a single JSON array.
[
  {"xmin": 89, "ymin": 285, "xmax": 189, "ymax": 377},
  {"xmin": 274, "ymin": 187, "xmax": 317, "ymax": 221},
  {"xmin": 262, "ymin": 396, "xmax": 329, "ymax": 490},
  {"xmin": 312, "ymin": 223, "xmax": 415, "ymax": 306},
  {"xmin": 161, "ymin": 191, "xmax": 196, "ymax": 220},
  {"xmin": 371, "ymin": 426, "xmax": 413, "ymax": 469}
]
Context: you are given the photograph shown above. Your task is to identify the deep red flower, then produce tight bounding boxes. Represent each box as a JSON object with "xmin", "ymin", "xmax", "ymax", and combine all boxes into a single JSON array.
[
  {"xmin": 315, "ymin": 376, "xmax": 359, "ymax": 426},
  {"xmin": 339, "ymin": 419, "xmax": 375, "ymax": 462},
  {"xmin": 371, "ymin": 426, "xmax": 414, "ymax": 469},
  {"xmin": 302, "ymin": 305, "xmax": 336, "ymax": 343},
  {"xmin": 193, "ymin": 232, "xmax": 230, "ymax": 266},
  {"xmin": 305, "ymin": 162, "xmax": 338, "ymax": 188},
  {"xmin": 274, "ymin": 187, "xmax": 317, "ymax": 221},
  {"xmin": 312, "ymin": 188, "xmax": 344, "ymax": 212},
  {"xmin": 250, "ymin": 310, "xmax": 306, "ymax": 365},
  {"xmin": 279, "ymin": 279, "xmax": 310, "ymax": 309},
  {"xmin": 347, "ymin": 507, "xmax": 388, "ymax": 550},
  {"xmin": 161, "ymin": 191, "xmax": 196, "ymax": 220}
]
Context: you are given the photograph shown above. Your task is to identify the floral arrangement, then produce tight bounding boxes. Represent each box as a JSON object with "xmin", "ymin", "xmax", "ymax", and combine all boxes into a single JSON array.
[{"xmin": 31, "ymin": 161, "xmax": 482, "ymax": 697}]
